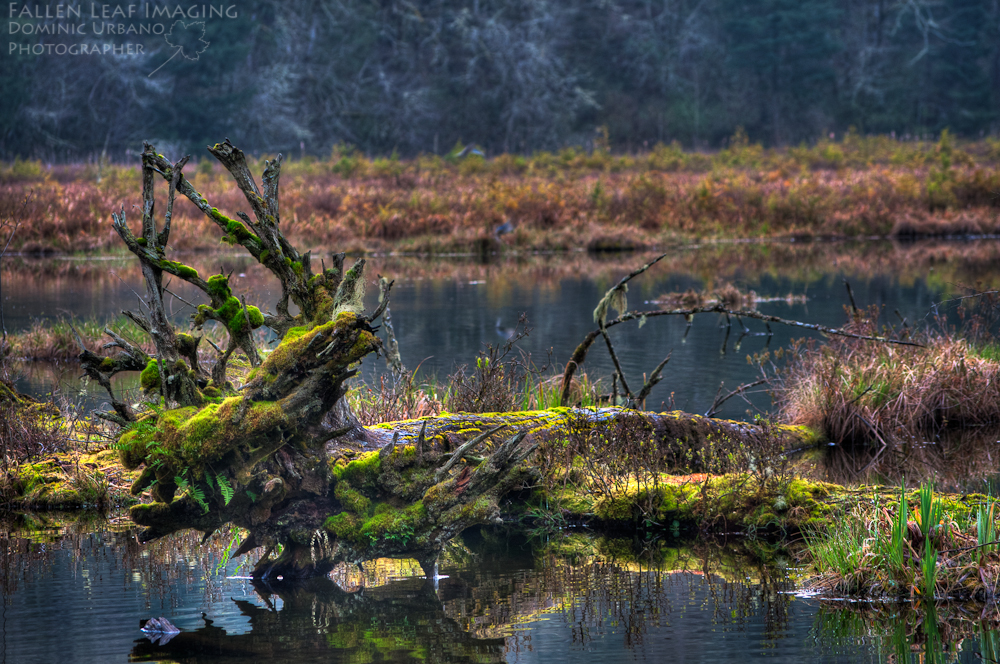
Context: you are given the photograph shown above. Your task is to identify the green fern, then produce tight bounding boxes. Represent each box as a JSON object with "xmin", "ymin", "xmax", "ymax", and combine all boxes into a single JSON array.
[
  {"xmin": 217, "ymin": 475, "xmax": 234, "ymax": 506},
  {"xmin": 175, "ymin": 472, "xmax": 210, "ymax": 514}
]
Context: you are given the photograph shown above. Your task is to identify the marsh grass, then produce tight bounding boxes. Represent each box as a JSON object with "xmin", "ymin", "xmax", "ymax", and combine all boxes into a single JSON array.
[
  {"xmin": 774, "ymin": 302, "xmax": 1000, "ymax": 448},
  {"xmin": 806, "ymin": 480, "xmax": 1000, "ymax": 602},
  {"xmin": 348, "ymin": 370, "xmax": 442, "ymax": 426},
  {"xmin": 531, "ymin": 408, "xmax": 793, "ymax": 528},
  {"xmin": 443, "ymin": 314, "xmax": 560, "ymax": 414},
  {"xmin": 5, "ymin": 135, "xmax": 1000, "ymax": 255}
]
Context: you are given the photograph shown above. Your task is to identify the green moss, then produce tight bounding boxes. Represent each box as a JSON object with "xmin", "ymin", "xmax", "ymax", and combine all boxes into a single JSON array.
[
  {"xmin": 130, "ymin": 501, "xmax": 173, "ymax": 524},
  {"xmin": 140, "ymin": 359, "xmax": 160, "ymax": 392},
  {"xmin": 201, "ymin": 283, "xmax": 265, "ymax": 335},
  {"xmin": 117, "ymin": 397, "xmax": 286, "ymax": 478},
  {"xmin": 208, "ymin": 207, "xmax": 237, "ymax": 228},
  {"xmin": 358, "ymin": 501, "xmax": 426, "ymax": 546},
  {"xmin": 291, "ymin": 261, "xmax": 304, "ymax": 276},
  {"xmin": 456, "ymin": 495, "xmax": 493, "ymax": 521},
  {"xmin": 262, "ymin": 312, "xmax": 375, "ymax": 380},
  {"xmin": 99, "ymin": 356, "xmax": 116, "ymax": 372},
  {"xmin": 224, "ymin": 219, "xmax": 257, "ymax": 243},
  {"xmin": 135, "ymin": 237, "xmax": 147, "ymax": 247},
  {"xmin": 177, "ymin": 403, "xmax": 223, "ymax": 458},
  {"xmin": 176, "ymin": 333, "xmax": 198, "ymax": 358},
  {"xmin": 206, "ymin": 274, "xmax": 232, "ymax": 299},
  {"xmin": 284, "ymin": 326, "xmax": 310, "ymax": 342},
  {"xmin": 158, "ymin": 260, "xmax": 199, "ymax": 280},
  {"xmin": 324, "ymin": 512, "xmax": 361, "ymax": 539},
  {"xmin": 260, "ymin": 250, "xmax": 270, "ymax": 263},
  {"xmin": 334, "ymin": 481, "xmax": 371, "ymax": 515},
  {"xmin": 331, "ymin": 451, "xmax": 381, "ymax": 487}
]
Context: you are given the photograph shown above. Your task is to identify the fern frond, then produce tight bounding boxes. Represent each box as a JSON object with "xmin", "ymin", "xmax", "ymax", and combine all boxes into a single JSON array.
[{"xmin": 218, "ymin": 475, "xmax": 234, "ymax": 506}]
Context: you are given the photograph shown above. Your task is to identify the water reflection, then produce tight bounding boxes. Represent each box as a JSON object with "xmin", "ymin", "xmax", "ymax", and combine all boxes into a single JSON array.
[
  {"xmin": 6, "ymin": 514, "xmax": 1000, "ymax": 663},
  {"xmin": 812, "ymin": 601, "xmax": 1000, "ymax": 664},
  {"xmin": 818, "ymin": 426, "xmax": 1000, "ymax": 491},
  {"xmin": 131, "ymin": 576, "xmax": 507, "ymax": 663}
]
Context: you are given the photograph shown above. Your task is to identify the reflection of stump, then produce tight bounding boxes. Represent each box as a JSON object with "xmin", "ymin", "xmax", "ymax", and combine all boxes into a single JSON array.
[{"xmin": 130, "ymin": 576, "xmax": 506, "ymax": 664}]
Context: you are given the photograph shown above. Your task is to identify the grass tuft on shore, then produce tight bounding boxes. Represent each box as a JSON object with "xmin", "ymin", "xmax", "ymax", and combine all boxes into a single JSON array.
[
  {"xmin": 774, "ymin": 303, "xmax": 1000, "ymax": 447},
  {"xmin": 806, "ymin": 481, "xmax": 1000, "ymax": 602}
]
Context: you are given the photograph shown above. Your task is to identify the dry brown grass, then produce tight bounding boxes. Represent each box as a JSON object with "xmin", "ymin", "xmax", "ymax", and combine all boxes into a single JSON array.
[
  {"xmin": 3, "ymin": 136, "xmax": 999, "ymax": 255},
  {"xmin": 5, "ymin": 315, "xmax": 229, "ymax": 363},
  {"xmin": 774, "ymin": 304, "xmax": 1000, "ymax": 448},
  {"xmin": 348, "ymin": 371, "xmax": 442, "ymax": 426}
]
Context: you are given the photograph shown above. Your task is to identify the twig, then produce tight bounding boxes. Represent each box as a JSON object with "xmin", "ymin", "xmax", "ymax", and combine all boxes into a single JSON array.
[
  {"xmin": 436, "ymin": 426, "xmax": 503, "ymax": 481},
  {"xmin": 615, "ymin": 306, "xmax": 925, "ymax": 346},
  {"xmin": 599, "ymin": 326, "xmax": 632, "ymax": 400},
  {"xmin": 633, "ymin": 353, "xmax": 671, "ymax": 408},
  {"xmin": 560, "ymin": 303, "xmax": 921, "ymax": 408},
  {"xmin": 844, "ymin": 278, "xmax": 859, "ymax": 315},
  {"xmin": 163, "ymin": 286, "xmax": 198, "ymax": 310},
  {"xmin": 369, "ymin": 277, "xmax": 395, "ymax": 324},
  {"xmin": 939, "ymin": 537, "xmax": 1000, "ymax": 556},
  {"xmin": 110, "ymin": 270, "xmax": 150, "ymax": 312},
  {"xmin": 160, "ymin": 155, "xmax": 190, "ymax": 248},
  {"xmin": 593, "ymin": 252, "xmax": 668, "ymax": 327},
  {"xmin": 704, "ymin": 378, "xmax": 767, "ymax": 418}
]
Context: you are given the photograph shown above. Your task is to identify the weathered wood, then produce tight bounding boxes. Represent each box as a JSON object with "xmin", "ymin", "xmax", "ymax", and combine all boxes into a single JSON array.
[{"xmin": 87, "ymin": 139, "xmax": 552, "ymax": 581}]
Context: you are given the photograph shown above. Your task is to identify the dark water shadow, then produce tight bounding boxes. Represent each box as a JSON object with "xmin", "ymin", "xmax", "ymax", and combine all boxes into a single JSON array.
[
  {"xmin": 130, "ymin": 575, "xmax": 506, "ymax": 664},
  {"xmin": 818, "ymin": 426, "xmax": 1000, "ymax": 492}
]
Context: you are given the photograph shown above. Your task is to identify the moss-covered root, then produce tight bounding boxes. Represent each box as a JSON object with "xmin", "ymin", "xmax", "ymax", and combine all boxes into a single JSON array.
[{"xmin": 251, "ymin": 429, "xmax": 537, "ymax": 580}]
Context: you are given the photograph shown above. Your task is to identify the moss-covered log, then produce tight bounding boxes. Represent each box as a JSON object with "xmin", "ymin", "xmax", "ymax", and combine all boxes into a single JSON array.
[
  {"xmin": 80, "ymin": 139, "xmax": 552, "ymax": 581},
  {"xmin": 84, "ymin": 138, "xmax": 829, "ymax": 582}
]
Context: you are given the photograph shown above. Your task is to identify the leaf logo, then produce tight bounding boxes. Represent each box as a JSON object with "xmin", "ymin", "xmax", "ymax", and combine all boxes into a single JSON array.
[{"xmin": 148, "ymin": 21, "xmax": 211, "ymax": 77}]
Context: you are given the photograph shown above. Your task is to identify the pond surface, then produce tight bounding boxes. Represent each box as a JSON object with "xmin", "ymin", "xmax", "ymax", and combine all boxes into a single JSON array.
[
  {"xmin": 6, "ymin": 239, "xmax": 999, "ymax": 419},
  {"xmin": 2, "ymin": 515, "xmax": 996, "ymax": 664},
  {"xmin": 5, "ymin": 240, "xmax": 1000, "ymax": 662}
]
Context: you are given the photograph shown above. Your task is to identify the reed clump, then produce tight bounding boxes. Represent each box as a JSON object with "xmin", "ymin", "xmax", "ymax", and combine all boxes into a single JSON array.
[
  {"xmin": 4, "ymin": 134, "xmax": 1000, "ymax": 255},
  {"xmin": 806, "ymin": 481, "xmax": 1000, "ymax": 602},
  {"xmin": 774, "ymin": 306, "xmax": 1000, "ymax": 447}
]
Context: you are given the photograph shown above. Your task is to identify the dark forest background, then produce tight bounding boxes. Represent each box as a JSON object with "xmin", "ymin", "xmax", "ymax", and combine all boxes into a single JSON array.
[{"xmin": 4, "ymin": 0, "xmax": 1000, "ymax": 161}]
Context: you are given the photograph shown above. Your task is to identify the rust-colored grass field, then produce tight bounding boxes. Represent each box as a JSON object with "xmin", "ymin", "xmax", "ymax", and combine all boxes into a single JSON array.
[{"xmin": 2, "ymin": 133, "xmax": 999, "ymax": 254}]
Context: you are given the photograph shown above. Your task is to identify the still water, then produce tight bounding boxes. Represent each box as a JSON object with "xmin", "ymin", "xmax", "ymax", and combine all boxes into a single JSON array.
[
  {"xmin": 5, "ymin": 241, "xmax": 1000, "ymax": 663},
  {"xmin": 2, "ymin": 515, "xmax": 996, "ymax": 664},
  {"xmin": 5, "ymin": 239, "xmax": 996, "ymax": 419}
]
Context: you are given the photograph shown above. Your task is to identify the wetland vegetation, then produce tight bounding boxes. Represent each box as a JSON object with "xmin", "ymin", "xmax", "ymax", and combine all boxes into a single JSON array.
[
  {"xmin": 3, "ymin": 133, "xmax": 1000, "ymax": 256},
  {"xmin": 3, "ymin": 138, "xmax": 1000, "ymax": 663}
]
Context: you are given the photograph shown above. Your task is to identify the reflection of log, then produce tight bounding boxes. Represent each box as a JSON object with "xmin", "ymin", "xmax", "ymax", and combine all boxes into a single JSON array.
[{"xmin": 129, "ymin": 576, "xmax": 506, "ymax": 664}]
